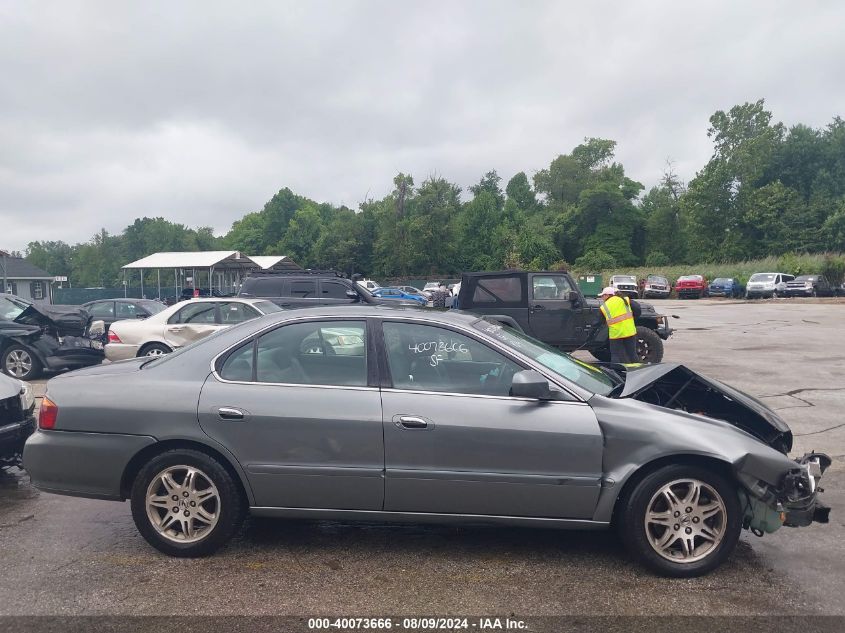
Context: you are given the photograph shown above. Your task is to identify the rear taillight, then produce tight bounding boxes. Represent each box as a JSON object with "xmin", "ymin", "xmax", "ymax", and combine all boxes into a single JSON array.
[
  {"xmin": 107, "ymin": 330, "xmax": 122, "ymax": 344},
  {"xmin": 39, "ymin": 397, "xmax": 58, "ymax": 430}
]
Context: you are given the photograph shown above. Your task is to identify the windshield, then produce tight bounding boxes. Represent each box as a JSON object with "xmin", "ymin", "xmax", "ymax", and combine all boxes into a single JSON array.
[
  {"xmin": 678, "ymin": 275, "xmax": 702, "ymax": 281},
  {"xmin": 472, "ymin": 319, "xmax": 615, "ymax": 395},
  {"xmin": 750, "ymin": 273, "xmax": 776, "ymax": 282},
  {"xmin": 0, "ymin": 296, "xmax": 31, "ymax": 320},
  {"xmin": 255, "ymin": 300, "xmax": 283, "ymax": 314},
  {"xmin": 613, "ymin": 276, "xmax": 636, "ymax": 283},
  {"xmin": 712, "ymin": 278, "xmax": 730, "ymax": 284},
  {"xmin": 647, "ymin": 275, "xmax": 667, "ymax": 284},
  {"xmin": 795, "ymin": 276, "xmax": 814, "ymax": 282}
]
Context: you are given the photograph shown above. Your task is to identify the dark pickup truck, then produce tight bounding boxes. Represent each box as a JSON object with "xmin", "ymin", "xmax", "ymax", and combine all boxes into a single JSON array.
[{"xmin": 457, "ymin": 270, "xmax": 673, "ymax": 362}]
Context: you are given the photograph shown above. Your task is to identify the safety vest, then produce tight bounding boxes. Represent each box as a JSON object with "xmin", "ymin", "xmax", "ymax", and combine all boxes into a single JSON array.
[{"xmin": 600, "ymin": 295, "xmax": 636, "ymax": 339}]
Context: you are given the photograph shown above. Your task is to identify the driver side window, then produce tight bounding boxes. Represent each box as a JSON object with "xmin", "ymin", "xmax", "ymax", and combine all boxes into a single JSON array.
[{"xmin": 382, "ymin": 322, "xmax": 523, "ymax": 397}]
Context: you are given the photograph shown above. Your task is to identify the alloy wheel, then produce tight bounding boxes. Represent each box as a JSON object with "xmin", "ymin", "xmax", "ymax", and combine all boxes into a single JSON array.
[
  {"xmin": 145, "ymin": 465, "xmax": 220, "ymax": 543},
  {"xmin": 145, "ymin": 347, "xmax": 166, "ymax": 357},
  {"xmin": 644, "ymin": 478, "xmax": 727, "ymax": 563},
  {"xmin": 5, "ymin": 349, "xmax": 32, "ymax": 378}
]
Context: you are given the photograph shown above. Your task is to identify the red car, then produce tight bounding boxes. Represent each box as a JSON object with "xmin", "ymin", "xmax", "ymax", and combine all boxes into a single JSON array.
[{"xmin": 675, "ymin": 274, "xmax": 709, "ymax": 299}]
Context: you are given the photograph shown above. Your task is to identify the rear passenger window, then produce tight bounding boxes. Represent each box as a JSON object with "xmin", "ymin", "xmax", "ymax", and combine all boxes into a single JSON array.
[
  {"xmin": 219, "ymin": 302, "xmax": 260, "ymax": 324},
  {"xmin": 471, "ymin": 276, "xmax": 523, "ymax": 305},
  {"xmin": 219, "ymin": 343, "xmax": 254, "ymax": 381},
  {"xmin": 245, "ymin": 278, "xmax": 284, "ymax": 296},
  {"xmin": 254, "ymin": 321, "xmax": 367, "ymax": 386},
  {"xmin": 289, "ymin": 280, "xmax": 317, "ymax": 298}
]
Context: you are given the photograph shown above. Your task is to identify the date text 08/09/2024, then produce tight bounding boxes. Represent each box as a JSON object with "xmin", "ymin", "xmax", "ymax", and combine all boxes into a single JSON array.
[{"xmin": 307, "ymin": 617, "xmax": 527, "ymax": 630}]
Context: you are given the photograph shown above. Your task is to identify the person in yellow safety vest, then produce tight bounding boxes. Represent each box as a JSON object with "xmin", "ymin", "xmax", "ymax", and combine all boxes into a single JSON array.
[{"xmin": 598, "ymin": 286, "xmax": 641, "ymax": 364}]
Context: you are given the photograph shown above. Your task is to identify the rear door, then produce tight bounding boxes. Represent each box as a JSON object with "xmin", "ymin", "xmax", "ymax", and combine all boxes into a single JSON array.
[
  {"xmin": 528, "ymin": 274, "xmax": 580, "ymax": 346},
  {"xmin": 198, "ymin": 318, "xmax": 384, "ymax": 510},
  {"xmin": 378, "ymin": 320, "xmax": 604, "ymax": 519}
]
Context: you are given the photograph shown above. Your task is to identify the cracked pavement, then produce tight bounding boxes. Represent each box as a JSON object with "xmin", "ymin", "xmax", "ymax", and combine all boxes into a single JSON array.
[{"xmin": 0, "ymin": 298, "xmax": 843, "ymax": 616}]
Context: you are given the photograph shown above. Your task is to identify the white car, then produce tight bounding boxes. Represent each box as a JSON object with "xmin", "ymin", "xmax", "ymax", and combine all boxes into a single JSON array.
[
  {"xmin": 356, "ymin": 279, "xmax": 380, "ymax": 292},
  {"xmin": 105, "ymin": 298, "xmax": 282, "ymax": 361}
]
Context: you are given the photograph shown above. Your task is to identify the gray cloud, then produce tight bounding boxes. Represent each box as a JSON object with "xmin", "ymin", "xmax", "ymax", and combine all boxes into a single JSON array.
[{"xmin": 1, "ymin": 0, "xmax": 843, "ymax": 251}]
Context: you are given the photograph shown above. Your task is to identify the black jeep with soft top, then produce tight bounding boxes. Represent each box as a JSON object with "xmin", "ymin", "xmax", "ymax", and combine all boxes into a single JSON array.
[{"xmin": 457, "ymin": 270, "xmax": 673, "ymax": 362}]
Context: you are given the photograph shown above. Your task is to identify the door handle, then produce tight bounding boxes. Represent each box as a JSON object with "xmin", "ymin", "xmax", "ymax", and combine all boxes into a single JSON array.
[
  {"xmin": 218, "ymin": 407, "xmax": 245, "ymax": 421},
  {"xmin": 395, "ymin": 415, "xmax": 428, "ymax": 429},
  {"xmin": 170, "ymin": 326, "xmax": 185, "ymax": 333},
  {"xmin": 532, "ymin": 304, "xmax": 546, "ymax": 311}
]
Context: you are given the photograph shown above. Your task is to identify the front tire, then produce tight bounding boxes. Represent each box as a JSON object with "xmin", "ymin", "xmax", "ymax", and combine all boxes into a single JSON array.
[
  {"xmin": 2, "ymin": 344, "xmax": 42, "ymax": 381},
  {"xmin": 130, "ymin": 449, "xmax": 246, "ymax": 557},
  {"xmin": 617, "ymin": 464, "xmax": 742, "ymax": 577},
  {"xmin": 636, "ymin": 326, "xmax": 663, "ymax": 363}
]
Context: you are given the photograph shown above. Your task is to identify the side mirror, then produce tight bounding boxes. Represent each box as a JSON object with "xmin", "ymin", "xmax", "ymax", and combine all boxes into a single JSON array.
[
  {"xmin": 510, "ymin": 370, "xmax": 554, "ymax": 400},
  {"xmin": 346, "ymin": 289, "xmax": 359, "ymax": 300}
]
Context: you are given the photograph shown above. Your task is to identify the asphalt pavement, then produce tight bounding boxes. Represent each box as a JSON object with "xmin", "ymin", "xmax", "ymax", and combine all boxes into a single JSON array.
[{"xmin": 1, "ymin": 298, "xmax": 843, "ymax": 617}]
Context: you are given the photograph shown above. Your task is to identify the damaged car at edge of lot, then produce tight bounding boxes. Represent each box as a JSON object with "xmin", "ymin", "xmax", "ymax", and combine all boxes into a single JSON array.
[
  {"xmin": 0, "ymin": 370, "xmax": 36, "ymax": 468},
  {"xmin": 23, "ymin": 307, "xmax": 830, "ymax": 577},
  {"xmin": 0, "ymin": 293, "xmax": 105, "ymax": 381}
]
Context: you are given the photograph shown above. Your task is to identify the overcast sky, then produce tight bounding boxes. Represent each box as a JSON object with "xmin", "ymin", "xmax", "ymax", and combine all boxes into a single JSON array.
[{"xmin": 1, "ymin": 0, "xmax": 843, "ymax": 252}]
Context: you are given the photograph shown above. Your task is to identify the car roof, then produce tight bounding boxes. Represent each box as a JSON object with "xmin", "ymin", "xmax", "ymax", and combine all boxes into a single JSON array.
[{"xmin": 245, "ymin": 304, "xmax": 478, "ymax": 324}]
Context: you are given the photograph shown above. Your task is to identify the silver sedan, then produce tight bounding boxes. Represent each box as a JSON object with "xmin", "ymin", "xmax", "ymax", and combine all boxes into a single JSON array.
[{"xmin": 24, "ymin": 307, "xmax": 830, "ymax": 577}]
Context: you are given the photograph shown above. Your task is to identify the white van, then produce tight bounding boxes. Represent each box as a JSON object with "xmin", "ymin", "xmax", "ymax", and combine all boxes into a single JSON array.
[{"xmin": 745, "ymin": 272, "xmax": 795, "ymax": 299}]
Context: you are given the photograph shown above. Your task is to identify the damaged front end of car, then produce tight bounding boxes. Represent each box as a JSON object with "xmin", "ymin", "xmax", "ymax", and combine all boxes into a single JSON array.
[
  {"xmin": 614, "ymin": 363, "xmax": 831, "ymax": 535},
  {"xmin": 735, "ymin": 451, "xmax": 831, "ymax": 535},
  {"xmin": 2, "ymin": 303, "xmax": 104, "ymax": 375}
]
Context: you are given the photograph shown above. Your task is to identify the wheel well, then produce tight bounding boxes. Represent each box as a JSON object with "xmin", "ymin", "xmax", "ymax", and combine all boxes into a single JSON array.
[
  {"xmin": 120, "ymin": 439, "xmax": 250, "ymax": 504},
  {"xmin": 610, "ymin": 454, "xmax": 734, "ymax": 526},
  {"xmin": 636, "ymin": 318, "xmax": 658, "ymax": 331}
]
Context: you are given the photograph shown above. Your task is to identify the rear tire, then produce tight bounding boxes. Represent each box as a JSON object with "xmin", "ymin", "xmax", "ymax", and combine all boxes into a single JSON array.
[
  {"xmin": 138, "ymin": 342, "xmax": 172, "ymax": 357},
  {"xmin": 130, "ymin": 449, "xmax": 246, "ymax": 557},
  {"xmin": 636, "ymin": 326, "xmax": 663, "ymax": 363},
  {"xmin": 617, "ymin": 464, "xmax": 742, "ymax": 577}
]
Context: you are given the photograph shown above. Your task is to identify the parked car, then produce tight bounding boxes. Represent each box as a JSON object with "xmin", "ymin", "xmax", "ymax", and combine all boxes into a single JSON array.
[
  {"xmin": 24, "ymin": 307, "xmax": 830, "ymax": 576},
  {"xmin": 641, "ymin": 275, "xmax": 671, "ymax": 299},
  {"xmin": 0, "ymin": 293, "xmax": 104, "ymax": 381},
  {"xmin": 82, "ymin": 299, "xmax": 165, "ymax": 331},
  {"xmin": 396, "ymin": 285, "xmax": 424, "ymax": 297},
  {"xmin": 421, "ymin": 282, "xmax": 441, "ymax": 299},
  {"xmin": 356, "ymin": 279, "xmax": 380, "ymax": 292},
  {"xmin": 457, "ymin": 270, "xmax": 672, "ymax": 363},
  {"xmin": 372, "ymin": 287, "xmax": 428, "ymax": 305},
  {"xmin": 708, "ymin": 278, "xmax": 744, "ymax": 298},
  {"xmin": 239, "ymin": 272, "xmax": 420, "ymax": 308},
  {"xmin": 745, "ymin": 273, "xmax": 795, "ymax": 299},
  {"xmin": 105, "ymin": 298, "xmax": 282, "ymax": 361},
  {"xmin": 609, "ymin": 275, "xmax": 639, "ymax": 298},
  {"xmin": 783, "ymin": 275, "xmax": 835, "ymax": 298},
  {"xmin": 0, "ymin": 371, "xmax": 35, "ymax": 468},
  {"xmin": 674, "ymin": 275, "xmax": 708, "ymax": 299}
]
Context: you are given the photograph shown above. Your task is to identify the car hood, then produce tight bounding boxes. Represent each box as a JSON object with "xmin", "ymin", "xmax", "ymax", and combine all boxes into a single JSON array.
[
  {"xmin": 14, "ymin": 303, "xmax": 91, "ymax": 336},
  {"xmin": 0, "ymin": 372, "xmax": 22, "ymax": 400},
  {"xmin": 617, "ymin": 362, "xmax": 792, "ymax": 452}
]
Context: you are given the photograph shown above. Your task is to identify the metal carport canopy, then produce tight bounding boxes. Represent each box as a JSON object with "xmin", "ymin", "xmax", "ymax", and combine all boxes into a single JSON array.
[{"xmin": 121, "ymin": 251, "xmax": 258, "ymax": 270}]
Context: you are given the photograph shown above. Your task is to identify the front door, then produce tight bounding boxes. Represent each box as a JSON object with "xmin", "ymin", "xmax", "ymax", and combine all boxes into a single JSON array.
[
  {"xmin": 528, "ymin": 274, "xmax": 580, "ymax": 346},
  {"xmin": 378, "ymin": 320, "xmax": 604, "ymax": 519},
  {"xmin": 198, "ymin": 318, "xmax": 384, "ymax": 510},
  {"xmin": 163, "ymin": 301, "xmax": 221, "ymax": 348}
]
